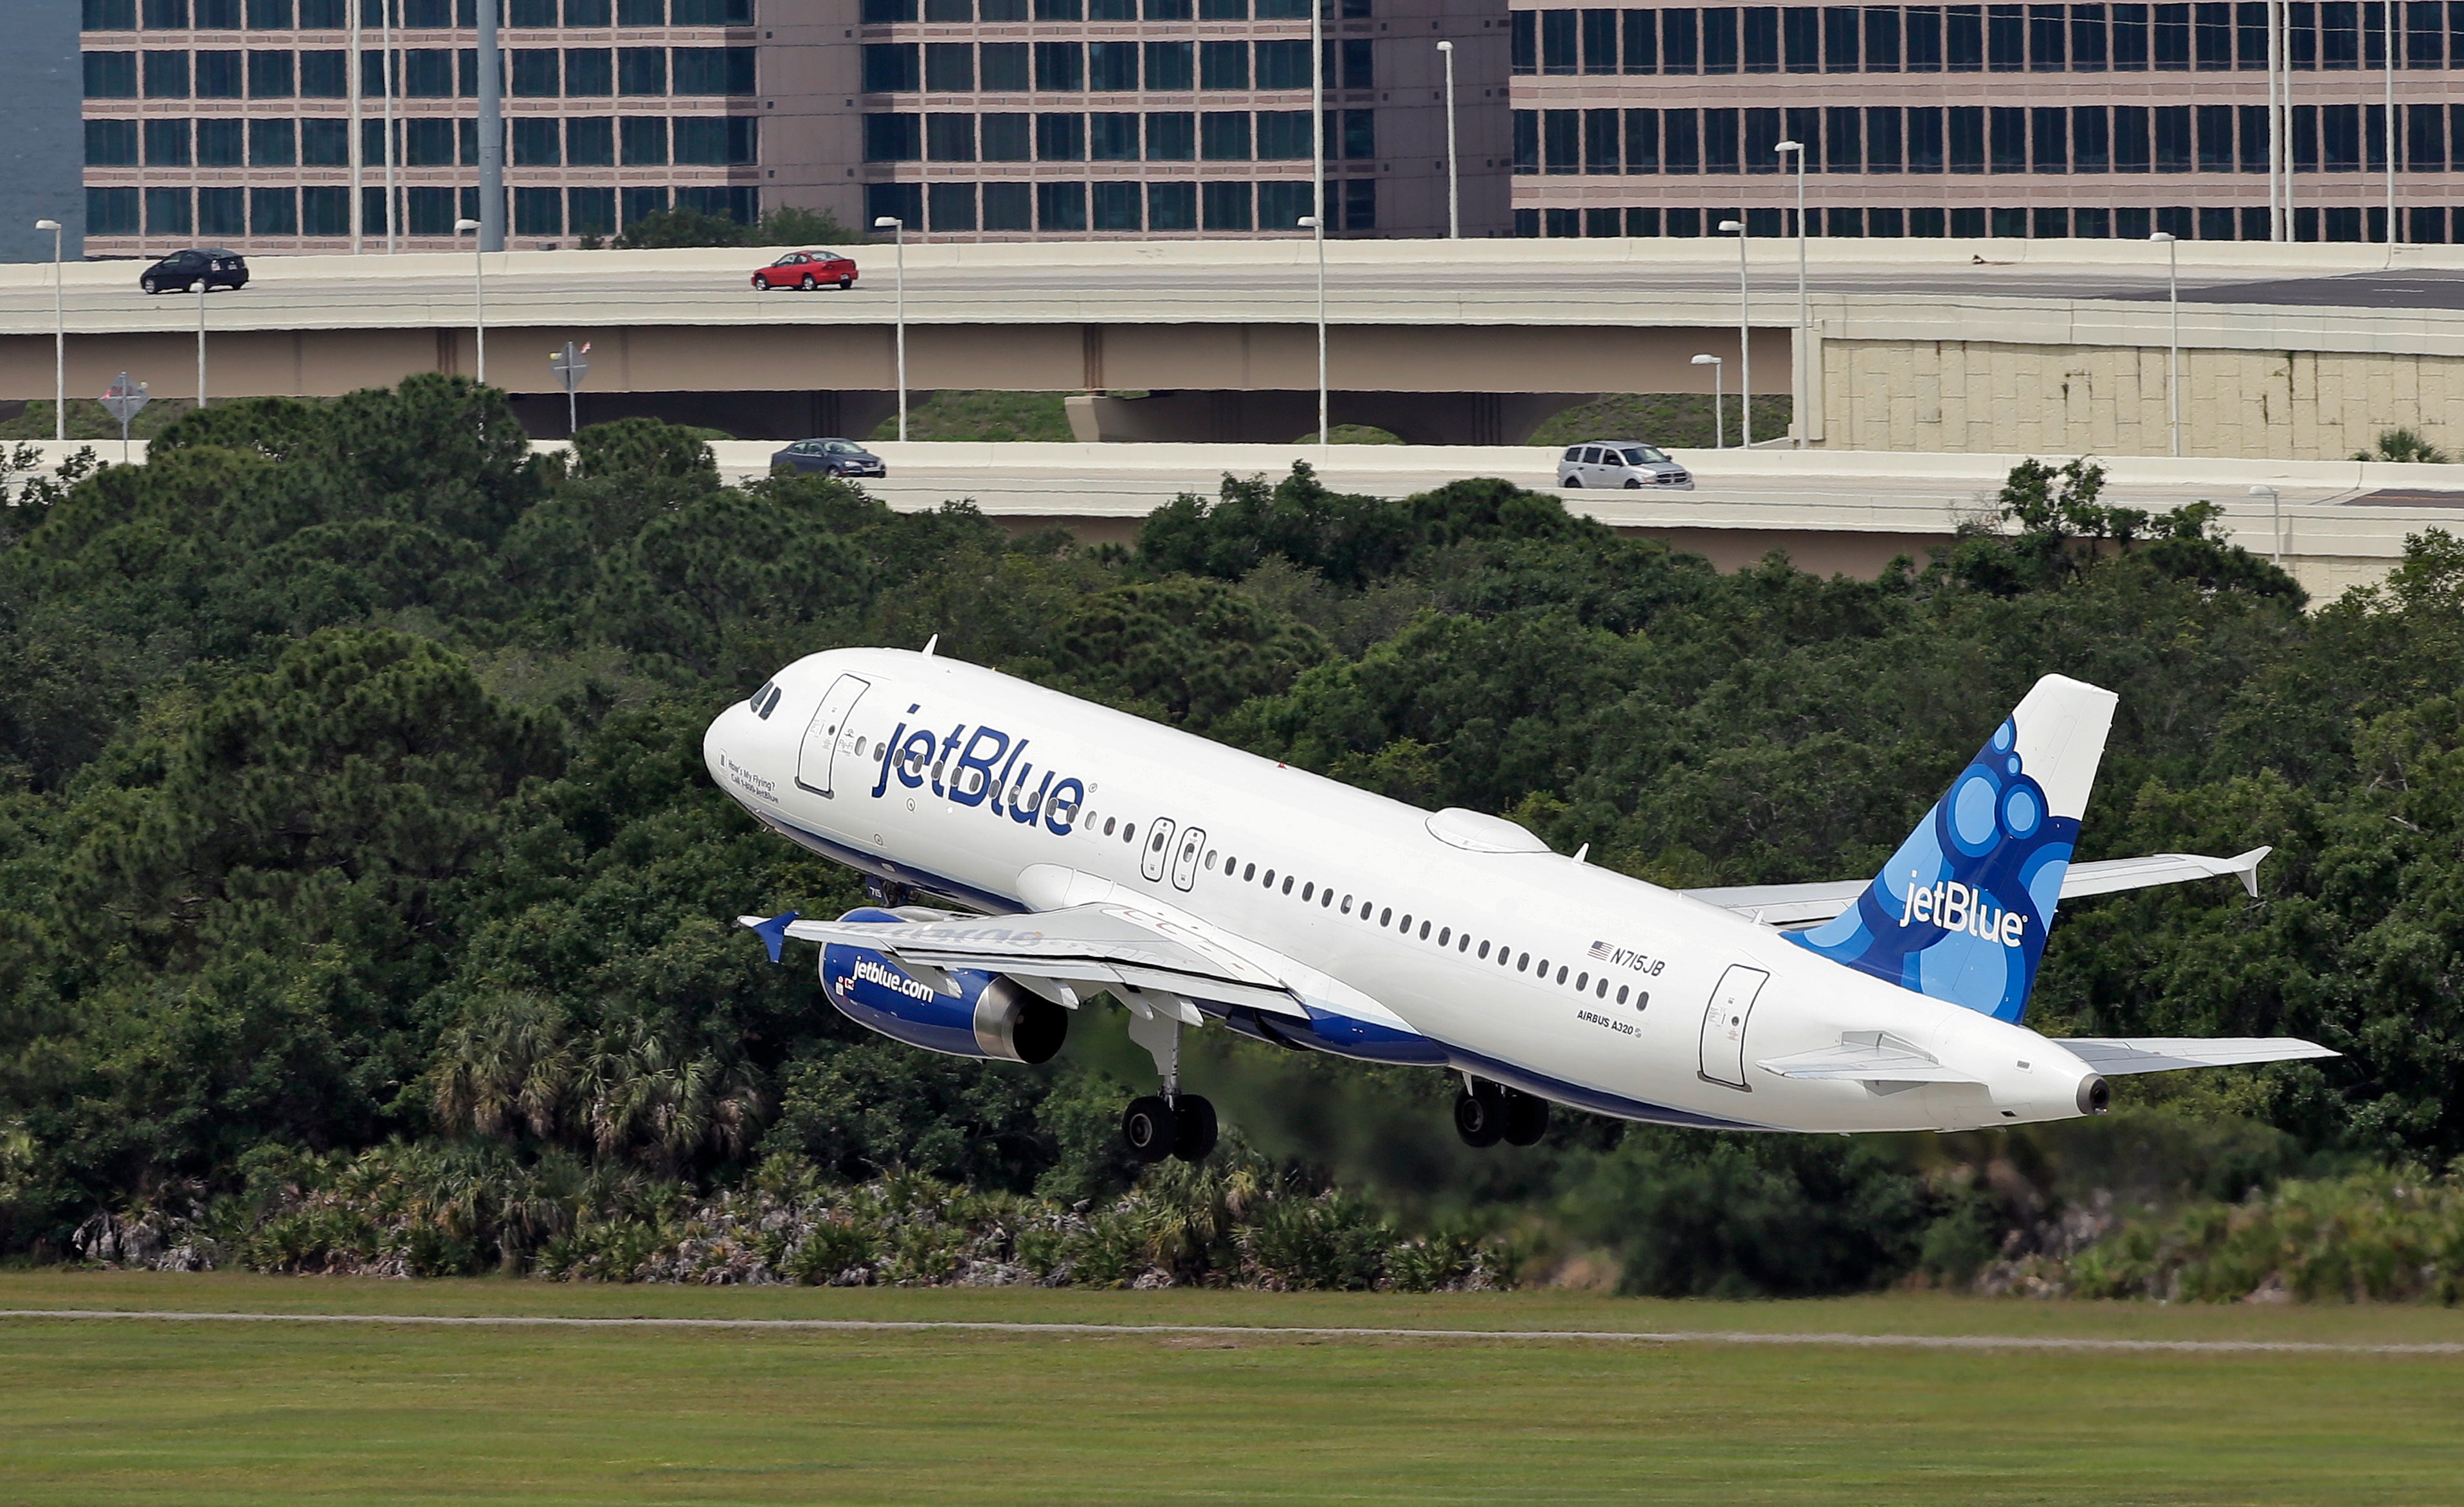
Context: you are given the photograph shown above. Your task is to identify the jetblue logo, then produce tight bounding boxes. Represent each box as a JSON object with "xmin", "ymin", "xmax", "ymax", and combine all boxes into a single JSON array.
[
  {"xmin": 844, "ymin": 956, "xmax": 937, "ymax": 1002},
  {"xmin": 868, "ymin": 704, "xmax": 1085, "ymax": 836},
  {"xmin": 1897, "ymin": 874, "xmax": 2027, "ymax": 948}
]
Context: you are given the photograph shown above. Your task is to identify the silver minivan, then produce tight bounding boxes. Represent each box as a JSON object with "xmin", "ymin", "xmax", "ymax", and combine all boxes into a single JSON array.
[{"xmin": 1556, "ymin": 441, "xmax": 1693, "ymax": 490}]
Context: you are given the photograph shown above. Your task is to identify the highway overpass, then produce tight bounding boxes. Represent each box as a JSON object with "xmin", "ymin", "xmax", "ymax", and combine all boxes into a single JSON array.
[
  {"xmin": 2, "ymin": 239, "xmax": 2462, "ymax": 458},
  {"xmin": 19, "ymin": 437, "xmax": 2455, "ymax": 603}
]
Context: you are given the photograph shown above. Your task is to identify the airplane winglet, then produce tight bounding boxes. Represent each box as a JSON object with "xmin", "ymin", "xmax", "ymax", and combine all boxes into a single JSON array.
[
  {"xmin": 743, "ymin": 910, "xmax": 801, "ymax": 965},
  {"xmin": 2227, "ymin": 846, "xmax": 2272, "ymax": 900}
]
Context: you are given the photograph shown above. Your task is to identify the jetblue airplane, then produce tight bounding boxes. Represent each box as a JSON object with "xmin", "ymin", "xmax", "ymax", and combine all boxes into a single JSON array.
[{"xmin": 707, "ymin": 645, "xmax": 2331, "ymax": 1163}]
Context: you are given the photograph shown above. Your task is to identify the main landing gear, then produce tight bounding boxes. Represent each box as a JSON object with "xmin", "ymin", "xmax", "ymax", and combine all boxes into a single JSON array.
[
  {"xmin": 1453, "ymin": 1079, "xmax": 1550, "ymax": 1149},
  {"xmin": 1122, "ymin": 1092, "xmax": 1218, "ymax": 1164},
  {"xmin": 1118, "ymin": 987, "xmax": 1220, "ymax": 1163}
]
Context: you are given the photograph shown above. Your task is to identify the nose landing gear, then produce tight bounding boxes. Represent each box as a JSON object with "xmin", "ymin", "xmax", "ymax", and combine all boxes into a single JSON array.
[{"xmin": 1453, "ymin": 1079, "xmax": 1550, "ymax": 1148}]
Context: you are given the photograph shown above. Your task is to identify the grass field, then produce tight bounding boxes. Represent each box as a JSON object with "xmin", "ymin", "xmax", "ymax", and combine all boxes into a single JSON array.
[{"xmin": 3, "ymin": 1275, "xmax": 2461, "ymax": 1506}]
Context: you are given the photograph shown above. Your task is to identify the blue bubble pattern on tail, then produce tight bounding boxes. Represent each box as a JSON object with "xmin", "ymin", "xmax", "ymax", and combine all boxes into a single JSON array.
[{"xmin": 1786, "ymin": 677, "xmax": 2114, "ymax": 1024}]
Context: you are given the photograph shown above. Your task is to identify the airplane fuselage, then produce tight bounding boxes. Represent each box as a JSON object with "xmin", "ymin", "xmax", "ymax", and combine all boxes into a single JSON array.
[{"xmin": 705, "ymin": 648, "xmax": 2105, "ymax": 1133}]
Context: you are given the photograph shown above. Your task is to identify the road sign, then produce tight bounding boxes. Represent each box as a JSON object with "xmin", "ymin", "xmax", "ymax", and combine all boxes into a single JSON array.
[
  {"xmin": 550, "ymin": 341, "xmax": 592, "ymax": 436},
  {"xmin": 100, "ymin": 372, "xmax": 149, "ymax": 462},
  {"xmin": 100, "ymin": 372, "xmax": 149, "ymax": 426}
]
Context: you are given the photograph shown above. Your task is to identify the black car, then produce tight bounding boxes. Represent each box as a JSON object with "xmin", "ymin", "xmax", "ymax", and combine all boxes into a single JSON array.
[
  {"xmin": 139, "ymin": 248, "xmax": 248, "ymax": 295},
  {"xmin": 771, "ymin": 438, "xmax": 887, "ymax": 478}
]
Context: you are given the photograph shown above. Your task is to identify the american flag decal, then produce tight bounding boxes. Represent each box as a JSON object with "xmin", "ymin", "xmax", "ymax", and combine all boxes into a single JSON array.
[{"xmin": 1588, "ymin": 940, "xmax": 1613, "ymax": 960}]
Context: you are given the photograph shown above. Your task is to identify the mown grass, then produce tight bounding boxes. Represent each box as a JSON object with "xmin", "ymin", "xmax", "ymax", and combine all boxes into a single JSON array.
[{"xmin": 3, "ymin": 1275, "xmax": 2461, "ymax": 1506}]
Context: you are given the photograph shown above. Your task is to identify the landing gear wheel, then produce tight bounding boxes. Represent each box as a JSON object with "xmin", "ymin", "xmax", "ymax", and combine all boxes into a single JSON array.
[
  {"xmin": 1122, "ymin": 1095, "xmax": 1179, "ymax": 1164},
  {"xmin": 800, "ymin": 273, "xmax": 818, "ymax": 289},
  {"xmin": 1453, "ymin": 1086, "xmax": 1505, "ymax": 1148},
  {"xmin": 1502, "ymin": 1090, "xmax": 1550, "ymax": 1147},
  {"xmin": 1171, "ymin": 1095, "xmax": 1218, "ymax": 1162}
]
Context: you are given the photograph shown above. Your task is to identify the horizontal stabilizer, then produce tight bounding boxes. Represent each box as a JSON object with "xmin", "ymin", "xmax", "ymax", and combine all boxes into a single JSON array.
[
  {"xmin": 1757, "ymin": 1031, "xmax": 1986, "ymax": 1086},
  {"xmin": 1686, "ymin": 847, "xmax": 2273, "ymax": 930},
  {"xmin": 2053, "ymin": 1037, "xmax": 2339, "ymax": 1076}
]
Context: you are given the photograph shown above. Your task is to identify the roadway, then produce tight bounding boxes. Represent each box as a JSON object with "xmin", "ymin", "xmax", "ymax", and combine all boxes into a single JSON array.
[{"xmin": 3, "ymin": 240, "xmax": 2459, "ymax": 339}]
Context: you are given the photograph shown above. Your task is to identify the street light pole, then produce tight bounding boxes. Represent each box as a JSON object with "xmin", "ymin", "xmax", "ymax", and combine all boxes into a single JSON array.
[
  {"xmin": 35, "ymin": 219, "xmax": 63, "ymax": 442},
  {"xmin": 873, "ymin": 215, "xmax": 908, "ymax": 441},
  {"xmin": 195, "ymin": 276, "xmax": 208, "ymax": 411},
  {"xmin": 455, "ymin": 218, "xmax": 487, "ymax": 381},
  {"xmin": 1299, "ymin": 214, "xmax": 1330, "ymax": 455},
  {"xmin": 1436, "ymin": 40, "xmax": 1459, "ymax": 240},
  {"xmin": 1775, "ymin": 140, "xmax": 1807, "ymax": 448},
  {"xmin": 2151, "ymin": 230, "xmax": 2179, "ymax": 457},
  {"xmin": 1719, "ymin": 219, "xmax": 1749, "ymax": 449},
  {"xmin": 1691, "ymin": 354, "xmax": 1724, "ymax": 449},
  {"xmin": 2385, "ymin": 0, "xmax": 2398, "ymax": 248},
  {"xmin": 478, "ymin": 0, "xmax": 504, "ymax": 253}
]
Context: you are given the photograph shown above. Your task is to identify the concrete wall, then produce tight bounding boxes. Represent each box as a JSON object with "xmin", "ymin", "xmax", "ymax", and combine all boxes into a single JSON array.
[
  {"xmin": 1826, "ymin": 340, "xmax": 2464, "ymax": 461},
  {"xmin": 1, "ymin": 0, "xmax": 83, "ymax": 265}
]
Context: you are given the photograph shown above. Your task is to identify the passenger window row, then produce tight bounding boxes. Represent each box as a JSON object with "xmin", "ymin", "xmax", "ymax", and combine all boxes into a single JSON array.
[{"xmin": 1186, "ymin": 841, "xmax": 1651, "ymax": 1010}]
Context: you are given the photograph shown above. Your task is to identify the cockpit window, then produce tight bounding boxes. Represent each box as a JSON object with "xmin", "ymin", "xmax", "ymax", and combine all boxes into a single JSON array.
[{"xmin": 753, "ymin": 684, "xmax": 782, "ymax": 719}]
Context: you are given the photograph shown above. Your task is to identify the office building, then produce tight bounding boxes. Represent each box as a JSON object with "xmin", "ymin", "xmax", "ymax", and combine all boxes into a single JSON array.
[{"xmin": 1507, "ymin": 3, "xmax": 2464, "ymax": 241}]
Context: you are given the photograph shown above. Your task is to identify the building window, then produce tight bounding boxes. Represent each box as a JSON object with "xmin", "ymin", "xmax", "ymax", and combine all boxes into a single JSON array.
[
  {"xmin": 1704, "ymin": 5, "xmax": 1739, "ymax": 71},
  {"xmin": 2114, "ymin": 2, "xmax": 2150, "ymax": 68},
  {"xmin": 1341, "ymin": 107, "xmax": 1372, "ymax": 159},
  {"xmin": 671, "ymin": 0, "xmax": 753, "ymax": 19},
  {"xmin": 403, "ymin": 117, "xmax": 453, "ymax": 165},
  {"xmin": 1868, "ymin": 104, "xmax": 1903, "ymax": 168},
  {"xmin": 1199, "ymin": 109, "xmax": 1249, "ymax": 159},
  {"xmin": 927, "ymin": 113, "xmax": 975, "ymax": 160},
  {"xmin": 1199, "ymin": 39, "xmax": 1247, "ymax": 89},
  {"xmin": 1780, "ymin": 6, "xmax": 1818, "ymax": 72},
  {"xmin": 298, "ymin": 50, "xmax": 346, "ymax": 96},
  {"xmin": 1584, "ymin": 8, "xmax": 1621, "ymax": 72},
  {"xmin": 301, "ymin": 117, "xmax": 347, "ymax": 164},
  {"xmin": 194, "ymin": 0, "xmax": 240, "ymax": 24},
  {"xmin": 1511, "ymin": 10, "xmax": 1535, "ymax": 73},
  {"xmin": 566, "ymin": 116, "xmax": 615, "ymax": 165},
  {"xmin": 1201, "ymin": 179, "xmax": 1250, "ymax": 230},
  {"xmin": 1829, "ymin": 6, "xmax": 1867, "ymax": 68},
  {"xmin": 1338, "ymin": 38, "xmax": 1372, "ymax": 87},
  {"xmin": 982, "ymin": 112, "xmax": 1030, "ymax": 160},
  {"xmin": 1092, "ymin": 180, "xmax": 1141, "ymax": 231},
  {"xmin": 1037, "ymin": 41, "xmax": 1085, "ymax": 91},
  {"xmin": 2033, "ymin": 104, "xmax": 2066, "ymax": 168},
  {"xmin": 194, "ymin": 116, "xmax": 240, "ymax": 164},
  {"xmin": 2074, "ymin": 103, "xmax": 2110, "ymax": 168},
  {"xmin": 626, "ymin": 113, "xmax": 675, "ymax": 163},
  {"xmin": 1991, "ymin": 104, "xmax": 2025, "ymax": 169},
  {"xmin": 86, "ymin": 51, "xmax": 140, "ymax": 99},
  {"xmin": 87, "ymin": 119, "xmax": 141, "ymax": 167},
  {"xmin": 674, "ymin": 116, "xmax": 756, "ymax": 163},
  {"xmin": 1255, "ymin": 38, "xmax": 1308, "ymax": 88},
  {"xmin": 2115, "ymin": 104, "xmax": 2151, "ymax": 169},
  {"xmin": 402, "ymin": 50, "xmax": 453, "ymax": 97},
  {"xmin": 1584, "ymin": 107, "xmax": 1620, "ymax": 172},
  {"xmin": 1091, "ymin": 40, "xmax": 1139, "ymax": 91},
  {"xmin": 1705, "ymin": 105, "xmax": 1740, "ymax": 170},
  {"xmin": 1624, "ymin": 9, "xmax": 1660, "ymax": 70},
  {"xmin": 863, "ymin": 44, "xmax": 919, "ymax": 93},
  {"xmin": 2075, "ymin": 3, "xmax": 2112, "ymax": 68},
  {"xmin": 1827, "ymin": 104, "xmax": 1862, "ymax": 169},
  {"xmin": 1090, "ymin": 111, "xmax": 1139, "ymax": 159},
  {"xmin": 1258, "ymin": 178, "xmax": 1310, "ymax": 229},
  {"xmin": 860, "ymin": 113, "xmax": 914, "ymax": 162},
  {"xmin": 983, "ymin": 181, "xmax": 1031, "ymax": 230},
  {"xmin": 301, "ymin": 185, "xmax": 347, "ymax": 235},
  {"xmin": 142, "ymin": 50, "xmax": 189, "ymax": 97},
  {"xmin": 512, "ymin": 50, "xmax": 561, "ymax": 97},
  {"xmin": 145, "ymin": 187, "xmax": 192, "ymax": 237},
  {"xmin": 619, "ymin": 0, "xmax": 669, "ymax": 21},
  {"xmin": 929, "ymin": 182, "xmax": 977, "ymax": 232},
  {"xmin": 1145, "ymin": 110, "xmax": 1194, "ymax": 158},
  {"xmin": 565, "ymin": 49, "xmax": 613, "ymax": 95},
  {"xmin": 1150, "ymin": 181, "xmax": 1195, "ymax": 230},
  {"xmin": 619, "ymin": 46, "xmax": 667, "ymax": 95},
  {"xmin": 1989, "ymin": 3, "xmax": 2025, "ymax": 67},
  {"xmin": 925, "ymin": 43, "xmax": 974, "ymax": 92},
  {"xmin": 251, "ymin": 187, "xmax": 297, "ymax": 235},
  {"xmin": 140, "ymin": 0, "xmax": 186, "ymax": 26},
  {"xmin": 567, "ymin": 187, "xmax": 614, "ymax": 237},
  {"xmin": 2154, "ymin": 0, "xmax": 2192, "ymax": 65},
  {"xmin": 1256, "ymin": 109, "xmax": 1308, "ymax": 158},
  {"xmin": 1543, "ymin": 9, "xmax": 1578, "ymax": 72},
  {"xmin": 1949, "ymin": 104, "xmax": 1985, "ymax": 169},
  {"xmin": 1624, "ymin": 107, "xmax": 1659, "ymax": 170},
  {"xmin": 198, "ymin": 187, "xmax": 244, "ymax": 237},
  {"xmin": 514, "ymin": 187, "xmax": 563, "ymax": 237},
  {"xmin": 1145, "ymin": 41, "xmax": 1193, "ymax": 90},
  {"xmin": 86, "ymin": 0, "xmax": 138, "ymax": 30},
  {"xmin": 250, "ymin": 116, "xmax": 295, "ymax": 165},
  {"xmin": 1037, "ymin": 110, "xmax": 1086, "ymax": 158},
  {"xmin": 513, "ymin": 116, "xmax": 562, "ymax": 165},
  {"xmin": 1038, "ymin": 180, "xmax": 1087, "ymax": 231},
  {"xmin": 1908, "ymin": 104, "xmax": 1944, "ymax": 168},
  {"xmin": 2155, "ymin": 102, "xmax": 2191, "ymax": 167}
]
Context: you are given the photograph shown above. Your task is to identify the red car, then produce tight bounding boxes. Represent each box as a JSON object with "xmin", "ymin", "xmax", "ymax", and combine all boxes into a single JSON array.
[{"xmin": 750, "ymin": 250, "xmax": 859, "ymax": 291}]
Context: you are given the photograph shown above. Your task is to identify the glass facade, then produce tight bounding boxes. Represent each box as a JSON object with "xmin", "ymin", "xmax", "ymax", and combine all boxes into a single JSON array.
[{"xmin": 80, "ymin": 0, "xmax": 760, "ymax": 250}]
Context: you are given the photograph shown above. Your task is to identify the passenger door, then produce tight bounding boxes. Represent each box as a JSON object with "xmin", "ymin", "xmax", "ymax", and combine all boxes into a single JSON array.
[
  {"xmin": 1170, "ymin": 826, "xmax": 1207, "ymax": 891},
  {"xmin": 1696, "ymin": 964, "xmax": 1770, "ymax": 1089},
  {"xmin": 795, "ymin": 673, "xmax": 871, "ymax": 798}
]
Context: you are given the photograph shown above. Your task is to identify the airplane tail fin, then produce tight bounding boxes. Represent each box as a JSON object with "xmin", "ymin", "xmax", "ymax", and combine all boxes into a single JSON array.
[{"xmin": 1788, "ymin": 675, "xmax": 2118, "ymax": 1023}]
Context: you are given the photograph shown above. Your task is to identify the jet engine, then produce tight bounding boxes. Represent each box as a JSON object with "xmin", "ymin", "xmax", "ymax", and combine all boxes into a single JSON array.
[{"xmin": 819, "ymin": 908, "xmax": 1067, "ymax": 1063}]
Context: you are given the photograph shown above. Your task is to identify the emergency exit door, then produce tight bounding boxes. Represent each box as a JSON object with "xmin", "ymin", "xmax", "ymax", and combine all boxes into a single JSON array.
[{"xmin": 1697, "ymin": 964, "xmax": 1770, "ymax": 1090}]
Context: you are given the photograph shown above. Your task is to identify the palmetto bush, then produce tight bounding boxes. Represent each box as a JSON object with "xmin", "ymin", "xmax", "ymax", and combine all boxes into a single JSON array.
[{"xmin": 2065, "ymin": 1168, "xmax": 2464, "ymax": 1303}]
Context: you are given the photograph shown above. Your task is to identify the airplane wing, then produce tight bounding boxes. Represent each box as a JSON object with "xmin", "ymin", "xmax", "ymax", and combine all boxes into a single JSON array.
[
  {"xmin": 738, "ymin": 903, "xmax": 1310, "ymax": 1021},
  {"xmin": 2051, "ymin": 1037, "xmax": 2339, "ymax": 1075},
  {"xmin": 1684, "ymin": 846, "xmax": 2273, "ymax": 929}
]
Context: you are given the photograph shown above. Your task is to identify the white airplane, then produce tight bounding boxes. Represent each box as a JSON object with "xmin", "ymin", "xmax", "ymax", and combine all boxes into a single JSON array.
[{"xmin": 707, "ymin": 645, "xmax": 2333, "ymax": 1163}]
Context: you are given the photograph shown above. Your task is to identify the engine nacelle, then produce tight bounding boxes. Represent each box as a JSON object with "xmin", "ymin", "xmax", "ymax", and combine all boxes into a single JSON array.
[{"xmin": 819, "ymin": 908, "xmax": 1067, "ymax": 1063}]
